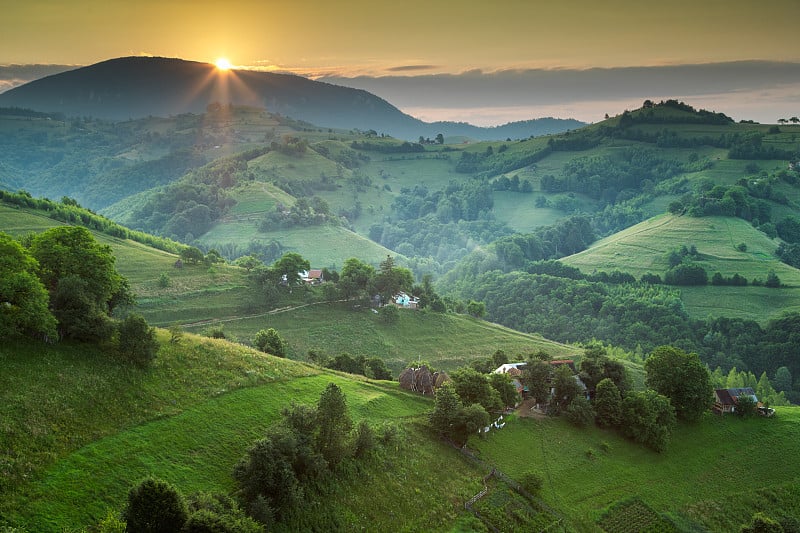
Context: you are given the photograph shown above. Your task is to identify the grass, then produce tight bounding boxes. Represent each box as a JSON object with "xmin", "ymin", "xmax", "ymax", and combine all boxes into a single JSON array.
[
  {"xmin": 562, "ymin": 214, "xmax": 800, "ymax": 322},
  {"xmin": 469, "ymin": 408, "xmax": 800, "ymax": 532},
  {"xmin": 183, "ymin": 301, "xmax": 577, "ymax": 374},
  {"xmin": 0, "ymin": 333, "xmax": 487, "ymax": 532},
  {"xmin": 0, "ymin": 333, "xmax": 318, "ymax": 513}
]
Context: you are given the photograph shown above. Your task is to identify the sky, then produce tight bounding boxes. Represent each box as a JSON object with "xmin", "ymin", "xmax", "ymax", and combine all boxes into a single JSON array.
[{"xmin": 2, "ymin": 0, "xmax": 799, "ymax": 124}]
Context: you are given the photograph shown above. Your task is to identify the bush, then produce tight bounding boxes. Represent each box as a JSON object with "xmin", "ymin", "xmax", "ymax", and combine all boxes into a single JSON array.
[
  {"xmin": 378, "ymin": 304, "xmax": 399, "ymax": 324},
  {"xmin": 117, "ymin": 313, "xmax": 159, "ymax": 367},
  {"xmin": 565, "ymin": 396, "xmax": 595, "ymax": 427},
  {"xmin": 123, "ymin": 477, "xmax": 188, "ymax": 533},
  {"xmin": 253, "ymin": 328, "xmax": 287, "ymax": 357},
  {"xmin": 520, "ymin": 471, "xmax": 544, "ymax": 495}
]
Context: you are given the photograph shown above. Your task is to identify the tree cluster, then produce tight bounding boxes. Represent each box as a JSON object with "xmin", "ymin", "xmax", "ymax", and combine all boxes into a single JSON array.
[{"xmin": 232, "ymin": 383, "xmax": 390, "ymax": 528}]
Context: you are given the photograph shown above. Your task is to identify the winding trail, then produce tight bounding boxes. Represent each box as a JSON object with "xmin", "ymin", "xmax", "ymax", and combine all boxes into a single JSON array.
[{"xmin": 176, "ymin": 299, "xmax": 349, "ymax": 328}]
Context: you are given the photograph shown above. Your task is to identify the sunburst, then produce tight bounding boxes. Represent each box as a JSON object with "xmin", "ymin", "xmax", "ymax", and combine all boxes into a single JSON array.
[{"xmin": 215, "ymin": 57, "xmax": 232, "ymax": 71}]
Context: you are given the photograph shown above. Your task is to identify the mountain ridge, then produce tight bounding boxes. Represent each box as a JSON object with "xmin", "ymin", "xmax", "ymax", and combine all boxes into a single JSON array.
[{"xmin": 0, "ymin": 56, "xmax": 584, "ymax": 140}]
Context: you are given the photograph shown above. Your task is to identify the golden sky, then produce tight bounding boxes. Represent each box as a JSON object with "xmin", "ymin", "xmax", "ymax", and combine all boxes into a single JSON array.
[{"xmin": 3, "ymin": 0, "xmax": 799, "ymax": 75}]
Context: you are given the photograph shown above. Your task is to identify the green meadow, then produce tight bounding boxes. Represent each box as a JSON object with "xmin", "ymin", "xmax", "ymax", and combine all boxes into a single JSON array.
[
  {"xmin": 183, "ymin": 301, "xmax": 577, "ymax": 374},
  {"xmin": 562, "ymin": 214, "xmax": 800, "ymax": 322},
  {"xmin": 470, "ymin": 408, "xmax": 800, "ymax": 532}
]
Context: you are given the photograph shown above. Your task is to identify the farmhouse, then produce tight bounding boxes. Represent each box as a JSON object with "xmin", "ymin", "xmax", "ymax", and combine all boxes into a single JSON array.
[
  {"xmin": 393, "ymin": 292, "xmax": 420, "ymax": 309},
  {"xmin": 299, "ymin": 269, "xmax": 324, "ymax": 284},
  {"xmin": 713, "ymin": 387, "xmax": 758, "ymax": 414}
]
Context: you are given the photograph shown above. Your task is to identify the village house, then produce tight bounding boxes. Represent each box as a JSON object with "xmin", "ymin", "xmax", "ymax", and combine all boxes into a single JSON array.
[
  {"xmin": 299, "ymin": 269, "xmax": 324, "ymax": 285},
  {"xmin": 393, "ymin": 291, "xmax": 420, "ymax": 309},
  {"xmin": 713, "ymin": 387, "xmax": 759, "ymax": 414}
]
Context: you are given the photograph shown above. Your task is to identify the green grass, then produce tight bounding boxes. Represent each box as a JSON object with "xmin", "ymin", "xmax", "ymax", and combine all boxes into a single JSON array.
[
  {"xmin": 491, "ymin": 191, "xmax": 564, "ymax": 232},
  {"xmin": 562, "ymin": 214, "xmax": 800, "ymax": 322},
  {"xmin": 470, "ymin": 408, "xmax": 800, "ymax": 532},
  {"xmin": 0, "ymin": 333, "xmax": 487, "ymax": 532},
  {"xmin": 199, "ymin": 223, "xmax": 398, "ymax": 269},
  {"xmin": 184, "ymin": 301, "xmax": 577, "ymax": 374}
]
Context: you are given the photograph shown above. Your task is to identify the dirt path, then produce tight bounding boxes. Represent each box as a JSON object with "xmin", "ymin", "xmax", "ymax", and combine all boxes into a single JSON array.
[
  {"xmin": 178, "ymin": 299, "xmax": 348, "ymax": 328},
  {"xmin": 516, "ymin": 398, "xmax": 548, "ymax": 420}
]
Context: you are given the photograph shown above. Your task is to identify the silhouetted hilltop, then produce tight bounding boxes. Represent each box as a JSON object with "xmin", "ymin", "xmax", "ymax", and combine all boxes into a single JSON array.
[{"xmin": 0, "ymin": 57, "xmax": 583, "ymax": 140}]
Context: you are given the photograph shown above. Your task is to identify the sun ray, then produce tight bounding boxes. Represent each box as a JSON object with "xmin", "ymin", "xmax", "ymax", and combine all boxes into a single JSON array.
[{"xmin": 215, "ymin": 57, "xmax": 232, "ymax": 71}]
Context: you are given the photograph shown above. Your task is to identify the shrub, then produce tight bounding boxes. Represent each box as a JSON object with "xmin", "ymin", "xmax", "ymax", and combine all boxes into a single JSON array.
[
  {"xmin": 378, "ymin": 304, "xmax": 399, "ymax": 324},
  {"xmin": 123, "ymin": 477, "xmax": 188, "ymax": 533},
  {"xmin": 520, "ymin": 471, "xmax": 544, "ymax": 494},
  {"xmin": 117, "ymin": 313, "xmax": 159, "ymax": 367},
  {"xmin": 253, "ymin": 328, "xmax": 287, "ymax": 357},
  {"xmin": 565, "ymin": 396, "xmax": 595, "ymax": 427}
]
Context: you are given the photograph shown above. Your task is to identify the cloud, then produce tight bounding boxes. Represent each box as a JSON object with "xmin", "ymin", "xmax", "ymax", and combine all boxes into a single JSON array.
[
  {"xmin": 321, "ymin": 61, "xmax": 800, "ymax": 124},
  {"xmin": 0, "ymin": 64, "xmax": 76, "ymax": 93},
  {"xmin": 386, "ymin": 64, "xmax": 439, "ymax": 73}
]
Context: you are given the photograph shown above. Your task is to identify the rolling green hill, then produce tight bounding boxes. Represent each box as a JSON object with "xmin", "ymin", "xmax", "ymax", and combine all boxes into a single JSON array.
[
  {"xmin": 562, "ymin": 214, "xmax": 800, "ymax": 322},
  {"xmin": 3, "ymin": 331, "xmax": 800, "ymax": 532}
]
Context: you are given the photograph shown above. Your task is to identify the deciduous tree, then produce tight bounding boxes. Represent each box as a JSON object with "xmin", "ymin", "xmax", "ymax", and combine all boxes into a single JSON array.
[{"xmin": 645, "ymin": 345, "xmax": 713, "ymax": 422}]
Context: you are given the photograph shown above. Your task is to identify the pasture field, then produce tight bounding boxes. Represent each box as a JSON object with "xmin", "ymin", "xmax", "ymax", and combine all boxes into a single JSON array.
[
  {"xmin": 183, "ymin": 301, "xmax": 577, "ymax": 373},
  {"xmin": 562, "ymin": 214, "xmax": 800, "ymax": 322},
  {"xmin": 470, "ymin": 407, "xmax": 800, "ymax": 532},
  {"xmin": 0, "ymin": 334, "xmax": 486, "ymax": 532},
  {"xmin": 492, "ymin": 191, "xmax": 565, "ymax": 232}
]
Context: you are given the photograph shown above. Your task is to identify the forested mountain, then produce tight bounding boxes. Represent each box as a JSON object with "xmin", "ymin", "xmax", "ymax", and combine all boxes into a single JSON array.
[{"xmin": 0, "ymin": 57, "xmax": 582, "ymax": 140}]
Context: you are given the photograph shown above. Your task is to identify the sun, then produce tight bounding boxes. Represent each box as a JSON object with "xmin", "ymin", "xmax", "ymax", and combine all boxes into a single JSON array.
[{"xmin": 215, "ymin": 57, "xmax": 232, "ymax": 71}]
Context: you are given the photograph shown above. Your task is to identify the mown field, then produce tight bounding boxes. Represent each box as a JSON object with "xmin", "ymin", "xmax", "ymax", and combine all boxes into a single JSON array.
[
  {"xmin": 562, "ymin": 214, "xmax": 800, "ymax": 322},
  {"xmin": 471, "ymin": 407, "xmax": 800, "ymax": 532},
  {"xmin": 183, "ymin": 301, "xmax": 578, "ymax": 374}
]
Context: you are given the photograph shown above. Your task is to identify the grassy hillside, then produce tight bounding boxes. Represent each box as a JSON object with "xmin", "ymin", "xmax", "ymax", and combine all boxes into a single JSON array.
[
  {"xmin": 3, "ymin": 330, "xmax": 799, "ymax": 532},
  {"xmin": 471, "ymin": 408, "xmax": 800, "ymax": 532},
  {"xmin": 0, "ymin": 333, "xmax": 488, "ymax": 532},
  {"xmin": 182, "ymin": 301, "xmax": 577, "ymax": 374},
  {"xmin": 562, "ymin": 214, "xmax": 800, "ymax": 322}
]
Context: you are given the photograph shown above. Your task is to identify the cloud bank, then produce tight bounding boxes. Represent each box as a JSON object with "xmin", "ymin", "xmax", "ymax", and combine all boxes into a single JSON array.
[{"xmin": 321, "ymin": 61, "xmax": 800, "ymax": 124}]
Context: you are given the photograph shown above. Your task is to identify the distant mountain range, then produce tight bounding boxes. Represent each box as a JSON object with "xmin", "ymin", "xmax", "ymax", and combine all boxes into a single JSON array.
[{"xmin": 0, "ymin": 57, "xmax": 584, "ymax": 140}]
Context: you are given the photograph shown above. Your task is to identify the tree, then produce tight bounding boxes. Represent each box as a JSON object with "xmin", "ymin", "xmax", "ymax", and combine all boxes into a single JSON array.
[
  {"xmin": 272, "ymin": 252, "xmax": 310, "ymax": 287},
  {"xmin": 735, "ymin": 394, "xmax": 757, "ymax": 418},
  {"xmin": 377, "ymin": 303, "xmax": 399, "ymax": 324},
  {"xmin": 373, "ymin": 255, "xmax": 413, "ymax": 303},
  {"xmin": 492, "ymin": 349, "xmax": 509, "ymax": 367},
  {"xmin": 466, "ymin": 299, "xmax": 486, "ymax": 318},
  {"xmin": 123, "ymin": 477, "xmax": 188, "ymax": 533},
  {"xmin": 117, "ymin": 313, "xmax": 159, "ymax": 367},
  {"xmin": 552, "ymin": 364, "xmax": 581, "ymax": 412},
  {"xmin": 0, "ymin": 232, "xmax": 56, "ymax": 340},
  {"xmin": 740, "ymin": 512, "xmax": 783, "ymax": 533},
  {"xmin": 488, "ymin": 372, "xmax": 521, "ymax": 408},
  {"xmin": 430, "ymin": 382, "xmax": 463, "ymax": 440},
  {"xmin": 253, "ymin": 328, "xmax": 287, "ymax": 357},
  {"xmin": 645, "ymin": 345, "xmax": 713, "ymax": 422},
  {"xmin": 232, "ymin": 428, "xmax": 304, "ymax": 521},
  {"xmin": 315, "ymin": 383, "xmax": 353, "ymax": 467},
  {"xmin": 773, "ymin": 366, "xmax": 792, "ymax": 392},
  {"xmin": 29, "ymin": 226, "xmax": 126, "ymax": 340},
  {"xmin": 594, "ymin": 378, "xmax": 622, "ymax": 428},
  {"xmin": 338, "ymin": 257, "xmax": 375, "ymax": 299},
  {"xmin": 451, "ymin": 367, "xmax": 503, "ymax": 413},
  {"xmin": 454, "ymin": 403, "xmax": 490, "ymax": 445},
  {"xmin": 620, "ymin": 390, "xmax": 676, "ymax": 452},
  {"xmin": 765, "ymin": 270, "xmax": 781, "ymax": 288},
  {"xmin": 435, "ymin": 133, "xmax": 444, "ymax": 144},
  {"xmin": 565, "ymin": 396, "xmax": 595, "ymax": 427},
  {"xmin": 522, "ymin": 359, "xmax": 552, "ymax": 405},
  {"xmin": 180, "ymin": 246, "xmax": 205, "ymax": 265}
]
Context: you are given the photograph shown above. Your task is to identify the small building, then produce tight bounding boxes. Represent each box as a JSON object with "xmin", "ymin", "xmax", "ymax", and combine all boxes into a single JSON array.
[
  {"xmin": 393, "ymin": 292, "xmax": 420, "ymax": 309},
  {"xmin": 493, "ymin": 362, "xmax": 527, "ymax": 375},
  {"xmin": 299, "ymin": 269, "xmax": 324, "ymax": 284},
  {"xmin": 714, "ymin": 387, "xmax": 758, "ymax": 414}
]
